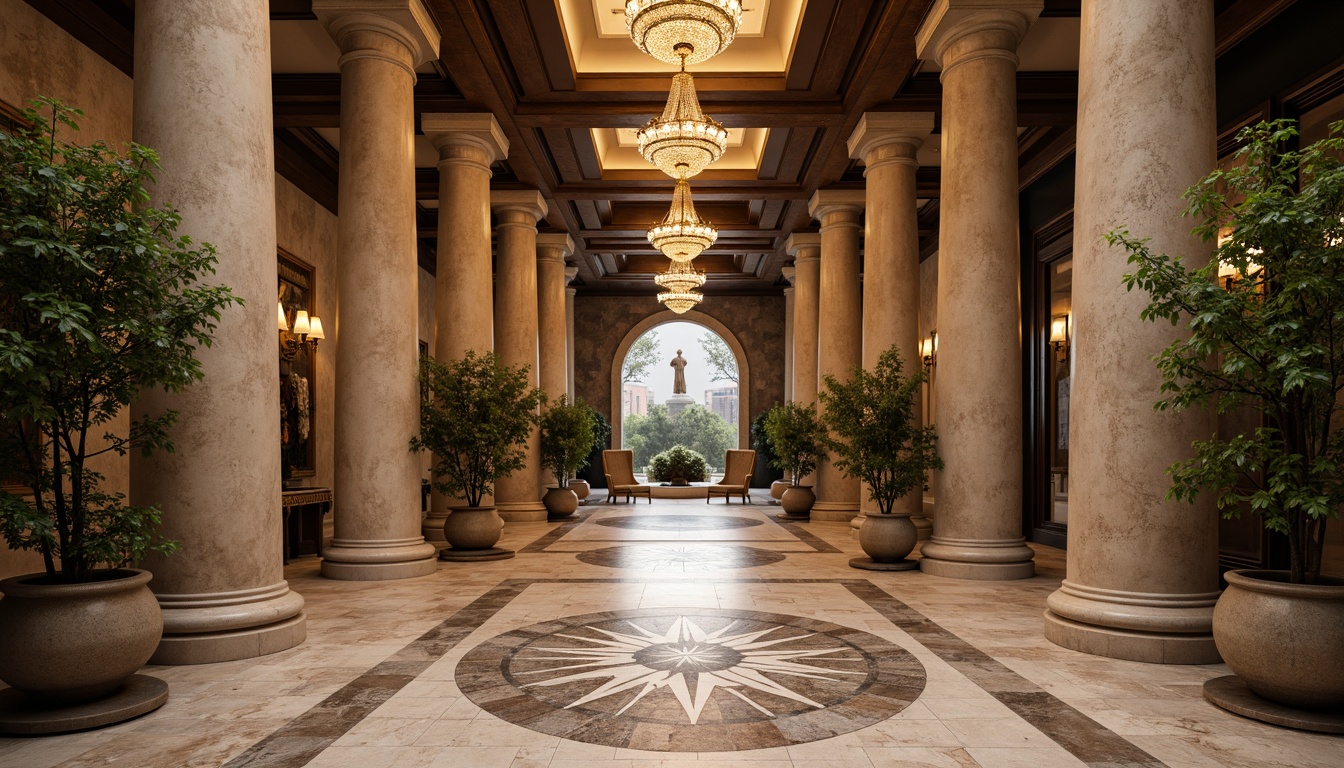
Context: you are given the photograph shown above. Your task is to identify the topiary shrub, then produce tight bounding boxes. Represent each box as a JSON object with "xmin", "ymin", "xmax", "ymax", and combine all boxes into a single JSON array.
[{"xmin": 647, "ymin": 445, "xmax": 708, "ymax": 483}]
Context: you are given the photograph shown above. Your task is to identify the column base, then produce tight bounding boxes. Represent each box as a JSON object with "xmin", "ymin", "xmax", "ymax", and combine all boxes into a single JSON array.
[
  {"xmin": 810, "ymin": 500, "xmax": 859, "ymax": 522},
  {"xmin": 1043, "ymin": 579, "xmax": 1220, "ymax": 664},
  {"xmin": 495, "ymin": 501, "xmax": 548, "ymax": 522},
  {"xmin": 320, "ymin": 537, "xmax": 438, "ymax": 581},
  {"xmin": 151, "ymin": 582, "xmax": 307, "ymax": 665},
  {"xmin": 918, "ymin": 536, "xmax": 1035, "ymax": 580}
]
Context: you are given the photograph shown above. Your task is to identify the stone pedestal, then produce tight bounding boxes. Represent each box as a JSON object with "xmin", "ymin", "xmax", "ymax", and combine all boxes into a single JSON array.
[
  {"xmin": 1043, "ymin": 0, "xmax": 1221, "ymax": 663},
  {"xmin": 421, "ymin": 113, "xmax": 509, "ymax": 545},
  {"xmin": 916, "ymin": 0, "xmax": 1039, "ymax": 581},
  {"xmin": 809, "ymin": 191, "xmax": 865, "ymax": 522},
  {"xmin": 492, "ymin": 191, "xmax": 548, "ymax": 522},
  {"xmin": 131, "ymin": 0, "xmax": 306, "ymax": 663},
  {"xmin": 665, "ymin": 393, "xmax": 695, "ymax": 416},
  {"xmin": 317, "ymin": 0, "xmax": 439, "ymax": 580}
]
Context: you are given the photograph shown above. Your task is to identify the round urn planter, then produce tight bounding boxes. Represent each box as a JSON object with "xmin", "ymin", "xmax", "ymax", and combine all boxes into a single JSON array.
[
  {"xmin": 440, "ymin": 506, "xmax": 513, "ymax": 562},
  {"xmin": 850, "ymin": 513, "xmax": 919, "ymax": 571},
  {"xmin": 769, "ymin": 480, "xmax": 790, "ymax": 505},
  {"xmin": 569, "ymin": 479, "xmax": 591, "ymax": 502},
  {"xmin": 543, "ymin": 487, "xmax": 580, "ymax": 520},
  {"xmin": 0, "ymin": 568, "xmax": 169, "ymax": 734},
  {"xmin": 778, "ymin": 485, "xmax": 815, "ymax": 519},
  {"xmin": 1203, "ymin": 569, "xmax": 1344, "ymax": 733}
]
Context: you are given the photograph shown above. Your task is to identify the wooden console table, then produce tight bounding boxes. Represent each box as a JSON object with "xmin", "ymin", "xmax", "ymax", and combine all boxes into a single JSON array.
[{"xmin": 282, "ymin": 487, "xmax": 332, "ymax": 564}]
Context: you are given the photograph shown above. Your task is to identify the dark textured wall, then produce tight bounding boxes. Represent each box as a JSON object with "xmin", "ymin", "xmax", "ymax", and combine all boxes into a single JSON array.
[{"xmin": 573, "ymin": 294, "xmax": 787, "ymax": 429}]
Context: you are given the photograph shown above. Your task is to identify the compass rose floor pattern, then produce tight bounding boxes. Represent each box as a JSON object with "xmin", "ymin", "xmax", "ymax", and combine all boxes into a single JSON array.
[{"xmin": 2, "ymin": 496, "xmax": 1341, "ymax": 768}]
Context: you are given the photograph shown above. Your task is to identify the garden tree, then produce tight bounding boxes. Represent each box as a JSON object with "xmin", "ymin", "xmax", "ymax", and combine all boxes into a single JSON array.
[
  {"xmin": 0, "ymin": 99, "xmax": 237, "ymax": 582},
  {"xmin": 622, "ymin": 403, "xmax": 736, "ymax": 470},
  {"xmin": 699, "ymin": 331, "xmax": 738, "ymax": 383},
  {"xmin": 622, "ymin": 329, "xmax": 661, "ymax": 383},
  {"xmin": 1114, "ymin": 118, "xmax": 1344, "ymax": 584}
]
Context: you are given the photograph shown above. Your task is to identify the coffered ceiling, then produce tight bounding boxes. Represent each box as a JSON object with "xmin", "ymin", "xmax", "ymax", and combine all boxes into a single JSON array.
[{"xmin": 23, "ymin": 0, "xmax": 1297, "ymax": 295}]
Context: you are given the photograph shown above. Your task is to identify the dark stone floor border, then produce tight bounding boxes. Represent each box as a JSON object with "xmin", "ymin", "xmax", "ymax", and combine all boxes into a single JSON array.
[
  {"xmin": 771, "ymin": 517, "xmax": 842, "ymax": 553},
  {"xmin": 519, "ymin": 512, "xmax": 596, "ymax": 553}
]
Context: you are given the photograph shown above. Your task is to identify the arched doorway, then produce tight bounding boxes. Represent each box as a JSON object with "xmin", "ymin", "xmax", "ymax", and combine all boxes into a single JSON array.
[{"xmin": 609, "ymin": 310, "xmax": 752, "ymax": 461}]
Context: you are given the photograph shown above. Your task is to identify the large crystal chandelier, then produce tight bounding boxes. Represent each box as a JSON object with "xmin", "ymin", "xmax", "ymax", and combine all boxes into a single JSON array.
[
  {"xmin": 655, "ymin": 260, "xmax": 706, "ymax": 314},
  {"xmin": 647, "ymin": 178, "xmax": 717, "ymax": 262},
  {"xmin": 625, "ymin": 0, "xmax": 743, "ymax": 66},
  {"xmin": 658, "ymin": 289, "xmax": 704, "ymax": 314},
  {"xmin": 636, "ymin": 59, "xmax": 728, "ymax": 179}
]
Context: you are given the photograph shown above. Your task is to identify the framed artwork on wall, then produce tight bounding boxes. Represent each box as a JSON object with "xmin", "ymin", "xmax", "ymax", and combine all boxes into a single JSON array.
[{"xmin": 278, "ymin": 249, "xmax": 318, "ymax": 482}]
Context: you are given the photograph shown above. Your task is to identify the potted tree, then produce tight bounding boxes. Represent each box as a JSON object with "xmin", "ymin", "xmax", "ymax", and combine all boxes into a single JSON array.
[
  {"xmin": 752, "ymin": 409, "xmax": 789, "ymax": 502},
  {"xmin": 820, "ymin": 346, "xmax": 942, "ymax": 570},
  {"xmin": 413, "ymin": 350, "xmax": 542, "ymax": 561},
  {"xmin": 0, "ymin": 99, "xmax": 236, "ymax": 728},
  {"xmin": 568, "ymin": 402, "xmax": 607, "ymax": 503},
  {"xmin": 1113, "ymin": 118, "xmax": 1344, "ymax": 723},
  {"xmin": 539, "ymin": 395, "xmax": 597, "ymax": 519},
  {"xmin": 762, "ymin": 402, "xmax": 825, "ymax": 519},
  {"xmin": 648, "ymin": 445, "xmax": 708, "ymax": 486}
]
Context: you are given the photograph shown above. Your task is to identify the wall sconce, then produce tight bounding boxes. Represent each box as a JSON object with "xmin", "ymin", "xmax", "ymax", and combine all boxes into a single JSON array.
[
  {"xmin": 279, "ymin": 301, "xmax": 325, "ymax": 361},
  {"xmin": 920, "ymin": 331, "xmax": 937, "ymax": 370},
  {"xmin": 1050, "ymin": 314, "xmax": 1070, "ymax": 363}
]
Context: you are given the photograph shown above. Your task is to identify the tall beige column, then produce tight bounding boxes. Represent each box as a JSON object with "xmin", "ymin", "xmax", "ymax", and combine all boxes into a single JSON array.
[
  {"xmin": 809, "ymin": 191, "xmax": 865, "ymax": 522},
  {"xmin": 786, "ymin": 234, "xmax": 821, "ymax": 406},
  {"xmin": 1044, "ymin": 0, "xmax": 1220, "ymax": 663},
  {"xmin": 537, "ymin": 234, "xmax": 574, "ymax": 403},
  {"xmin": 420, "ymin": 114, "xmax": 508, "ymax": 543},
  {"xmin": 916, "ymin": 0, "xmax": 1039, "ymax": 580},
  {"xmin": 848, "ymin": 113, "xmax": 936, "ymax": 537},
  {"xmin": 780, "ymin": 267, "xmax": 796, "ymax": 403},
  {"xmin": 492, "ymin": 191, "xmax": 548, "ymax": 521},
  {"xmin": 565, "ymin": 269, "xmax": 578, "ymax": 398},
  {"xmin": 317, "ymin": 0, "xmax": 438, "ymax": 580},
  {"xmin": 131, "ymin": 0, "xmax": 305, "ymax": 664}
]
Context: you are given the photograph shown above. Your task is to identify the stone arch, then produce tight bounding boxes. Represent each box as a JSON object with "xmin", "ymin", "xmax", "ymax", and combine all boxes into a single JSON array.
[{"xmin": 610, "ymin": 309, "xmax": 752, "ymax": 454}]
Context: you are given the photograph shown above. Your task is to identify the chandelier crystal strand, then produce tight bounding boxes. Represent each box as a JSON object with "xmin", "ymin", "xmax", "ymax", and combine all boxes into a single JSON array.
[
  {"xmin": 625, "ymin": 0, "xmax": 743, "ymax": 66},
  {"xmin": 648, "ymin": 178, "xmax": 717, "ymax": 262},
  {"xmin": 637, "ymin": 57, "xmax": 728, "ymax": 179}
]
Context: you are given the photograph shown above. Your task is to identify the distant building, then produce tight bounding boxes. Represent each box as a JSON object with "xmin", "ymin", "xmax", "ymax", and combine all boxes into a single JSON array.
[
  {"xmin": 622, "ymin": 384, "xmax": 654, "ymax": 416},
  {"xmin": 704, "ymin": 385, "xmax": 738, "ymax": 425}
]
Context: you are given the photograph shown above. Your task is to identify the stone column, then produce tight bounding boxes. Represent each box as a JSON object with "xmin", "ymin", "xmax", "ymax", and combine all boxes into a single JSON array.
[
  {"xmin": 492, "ymin": 191, "xmax": 548, "ymax": 521},
  {"xmin": 316, "ymin": 0, "xmax": 439, "ymax": 580},
  {"xmin": 537, "ymin": 234, "xmax": 574, "ymax": 403},
  {"xmin": 848, "ymin": 113, "xmax": 936, "ymax": 536},
  {"xmin": 786, "ymin": 234, "xmax": 821, "ymax": 407},
  {"xmin": 915, "ymin": 0, "xmax": 1039, "ymax": 580},
  {"xmin": 808, "ymin": 191, "xmax": 865, "ymax": 521},
  {"xmin": 780, "ymin": 267, "xmax": 796, "ymax": 403},
  {"xmin": 565, "ymin": 268, "xmax": 578, "ymax": 399},
  {"xmin": 1044, "ymin": 0, "xmax": 1220, "ymax": 663},
  {"xmin": 130, "ymin": 0, "xmax": 305, "ymax": 664},
  {"xmin": 420, "ymin": 114, "xmax": 508, "ymax": 543}
]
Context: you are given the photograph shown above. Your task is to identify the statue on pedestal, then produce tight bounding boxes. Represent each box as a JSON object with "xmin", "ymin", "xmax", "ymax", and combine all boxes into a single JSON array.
[{"xmin": 670, "ymin": 349, "xmax": 688, "ymax": 394}]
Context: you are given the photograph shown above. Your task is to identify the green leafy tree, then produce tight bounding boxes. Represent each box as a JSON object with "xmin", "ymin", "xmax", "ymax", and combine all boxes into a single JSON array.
[
  {"xmin": 621, "ymin": 403, "xmax": 736, "ymax": 471},
  {"xmin": 412, "ymin": 351, "xmax": 543, "ymax": 508},
  {"xmin": 699, "ymin": 331, "xmax": 737, "ymax": 383},
  {"xmin": 672, "ymin": 404, "xmax": 737, "ymax": 467},
  {"xmin": 762, "ymin": 402, "xmax": 826, "ymax": 486},
  {"xmin": 540, "ymin": 395, "xmax": 597, "ymax": 488},
  {"xmin": 819, "ymin": 346, "xmax": 942, "ymax": 515},
  {"xmin": 622, "ymin": 329, "xmax": 661, "ymax": 383},
  {"xmin": 647, "ymin": 445, "xmax": 708, "ymax": 482},
  {"xmin": 0, "ymin": 99, "xmax": 238, "ymax": 582},
  {"xmin": 750, "ymin": 408, "xmax": 782, "ymax": 482},
  {"xmin": 1113, "ymin": 118, "xmax": 1344, "ymax": 584}
]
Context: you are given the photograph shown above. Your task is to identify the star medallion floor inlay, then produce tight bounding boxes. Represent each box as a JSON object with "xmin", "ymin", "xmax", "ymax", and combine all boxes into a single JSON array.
[
  {"xmin": 594, "ymin": 514, "xmax": 764, "ymax": 531},
  {"xmin": 575, "ymin": 543, "xmax": 787, "ymax": 571},
  {"xmin": 455, "ymin": 608, "xmax": 926, "ymax": 751}
]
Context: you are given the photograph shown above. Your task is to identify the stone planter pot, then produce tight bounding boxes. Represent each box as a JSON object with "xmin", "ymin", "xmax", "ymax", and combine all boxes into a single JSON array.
[
  {"xmin": 770, "ymin": 480, "xmax": 789, "ymax": 500},
  {"xmin": 1213, "ymin": 570, "xmax": 1344, "ymax": 710},
  {"xmin": 859, "ymin": 513, "xmax": 918, "ymax": 564},
  {"xmin": 443, "ymin": 506, "xmax": 505, "ymax": 551},
  {"xmin": 0, "ymin": 568, "xmax": 162, "ymax": 705},
  {"xmin": 780, "ymin": 485, "xmax": 815, "ymax": 517},
  {"xmin": 569, "ymin": 479, "xmax": 591, "ymax": 501},
  {"xmin": 543, "ymin": 487, "xmax": 579, "ymax": 519}
]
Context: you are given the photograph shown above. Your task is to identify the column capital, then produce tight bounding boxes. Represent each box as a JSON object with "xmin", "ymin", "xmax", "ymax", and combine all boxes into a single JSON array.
[
  {"xmin": 780, "ymin": 265, "xmax": 796, "ymax": 286},
  {"xmin": 785, "ymin": 232, "xmax": 821, "ymax": 261},
  {"xmin": 491, "ymin": 190, "xmax": 548, "ymax": 222},
  {"xmin": 566, "ymin": 286, "xmax": 577, "ymax": 297},
  {"xmin": 423, "ymin": 113, "xmax": 509, "ymax": 167},
  {"xmin": 808, "ymin": 190, "xmax": 865, "ymax": 223},
  {"xmin": 847, "ymin": 112, "xmax": 935, "ymax": 169},
  {"xmin": 537, "ymin": 232, "xmax": 575, "ymax": 263},
  {"xmin": 313, "ymin": 0, "xmax": 440, "ymax": 71},
  {"xmin": 915, "ymin": 0, "xmax": 1041, "ymax": 69},
  {"xmin": 565, "ymin": 266, "xmax": 579, "ymax": 284}
]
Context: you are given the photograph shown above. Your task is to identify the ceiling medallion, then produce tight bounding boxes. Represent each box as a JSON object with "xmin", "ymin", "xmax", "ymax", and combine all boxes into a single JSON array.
[
  {"xmin": 637, "ymin": 61, "xmax": 728, "ymax": 179},
  {"xmin": 625, "ymin": 0, "xmax": 743, "ymax": 66},
  {"xmin": 648, "ymin": 178, "xmax": 717, "ymax": 262}
]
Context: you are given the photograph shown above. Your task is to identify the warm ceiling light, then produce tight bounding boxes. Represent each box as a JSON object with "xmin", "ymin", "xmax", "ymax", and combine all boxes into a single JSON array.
[
  {"xmin": 636, "ymin": 65, "xmax": 728, "ymax": 179},
  {"xmin": 648, "ymin": 178, "xmax": 717, "ymax": 262},
  {"xmin": 658, "ymin": 289, "xmax": 704, "ymax": 314},
  {"xmin": 625, "ymin": 0, "xmax": 742, "ymax": 66},
  {"xmin": 654, "ymin": 259, "xmax": 707, "ymax": 294}
]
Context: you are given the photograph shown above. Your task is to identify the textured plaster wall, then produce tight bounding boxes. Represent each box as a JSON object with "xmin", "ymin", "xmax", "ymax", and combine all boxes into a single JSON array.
[
  {"xmin": 573, "ymin": 294, "xmax": 786, "ymax": 433},
  {"xmin": 0, "ymin": 0, "xmax": 133, "ymax": 578}
]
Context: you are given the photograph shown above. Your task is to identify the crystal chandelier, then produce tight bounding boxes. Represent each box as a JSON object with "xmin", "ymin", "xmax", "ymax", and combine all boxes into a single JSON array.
[
  {"xmin": 625, "ymin": 0, "xmax": 743, "ymax": 66},
  {"xmin": 648, "ymin": 178, "xmax": 717, "ymax": 262},
  {"xmin": 658, "ymin": 288, "xmax": 704, "ymax": 314},
  {"xmin": 654, "ymin": 259, "xmax": 707, "ymax": 292},
  {"xmin": 637, "ymin": 60, "xmax": 727, "ymax": 179}
]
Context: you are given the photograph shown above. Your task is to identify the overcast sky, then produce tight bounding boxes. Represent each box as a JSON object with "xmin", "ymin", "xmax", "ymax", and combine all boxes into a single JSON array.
[{"xmin": 628, "ymin": 321, "xmax": 735, "ymax": 404}]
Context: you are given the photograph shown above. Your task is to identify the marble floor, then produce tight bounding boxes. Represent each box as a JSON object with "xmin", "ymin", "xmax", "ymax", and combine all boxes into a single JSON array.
[{"xmin": 2, "ymin": 496, "xmax": 1341, "ymax": 768}]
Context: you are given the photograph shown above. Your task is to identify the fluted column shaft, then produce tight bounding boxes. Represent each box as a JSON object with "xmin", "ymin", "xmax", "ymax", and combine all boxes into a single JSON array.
[
  {"xmin": 318, "ymin": 0, "xmax": 439, "ymax": 580},
  {"xmin": 916, "ymin": 2, "xmax": 1039, "ymax": 580},
  {"xmin": 809, "ymin": 192, "xmax": 865, "ymax": 521},
  {"xmin": 786, "ymin": 234, "xmax": 821, "ymax": 407},
  {"xmin": 131, "ymin": 0, "xmax": 306, "ymax": 664},
  {"xmin": 1044, "ymin": 0, "xmax": 1220, "ymax": 664},
  {"xmin": 492, "ymin": 191, "xmax": 548, "ymax": 521}
]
